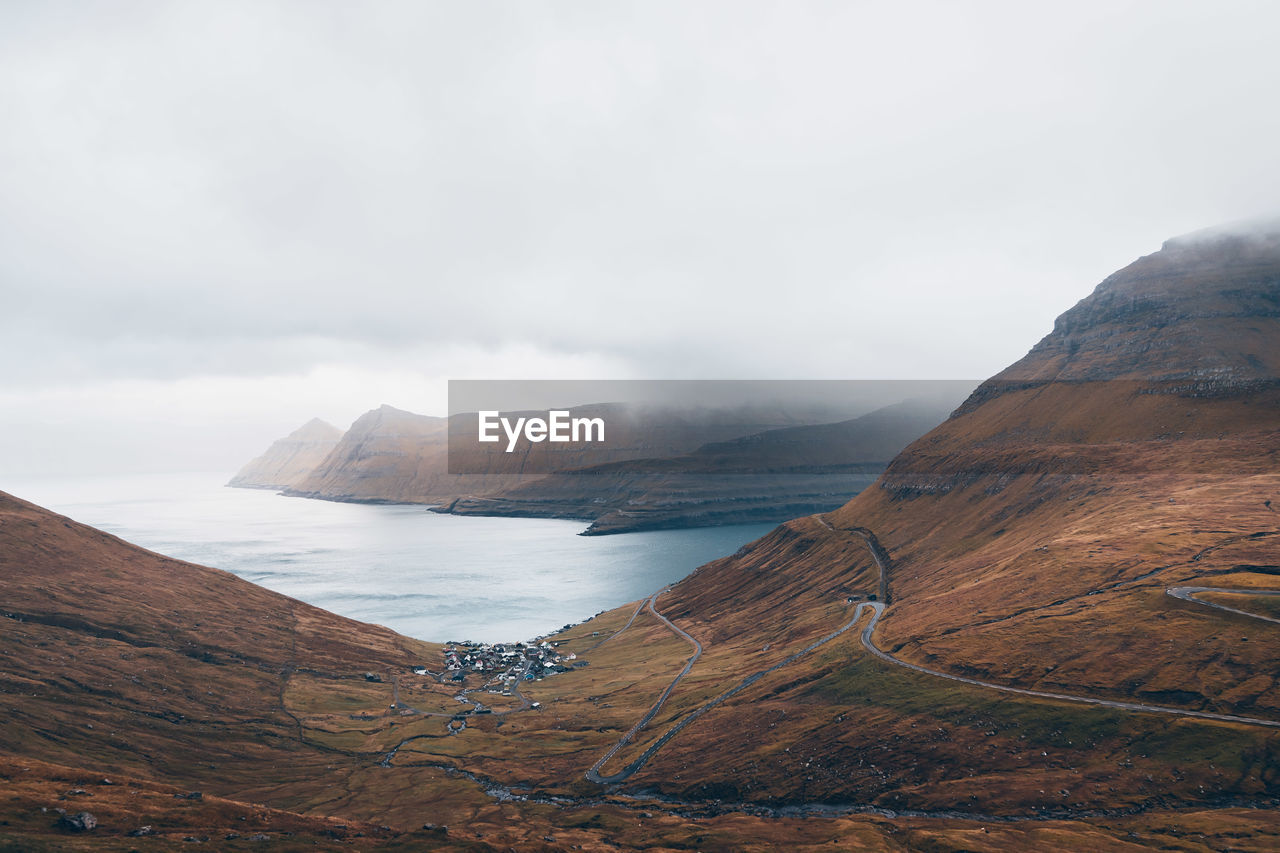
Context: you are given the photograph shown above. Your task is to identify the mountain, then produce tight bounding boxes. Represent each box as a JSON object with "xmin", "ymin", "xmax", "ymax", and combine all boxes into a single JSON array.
[
  {"xmin": 552, "ymin": 221, "xmax": 1280, "ymax": 817},
  {"xmin": 836, "ymin": 222, "xmax": 1280, "ymax": 707},
  {"xmin": 0, "ymin": 489, "xmax": 1192, "ymax": 851},
  {"xmin": 0, "ymin": 488, "xmax": 457, "ymax": 846},
  {"xmin": 278, "ymin": 401, "xmax": 875, "ymax": 508},
  {"xmin": 227, "ymin": 417, "xmax": 343, "ymax": 490},
  {"xmin": 6, "ymin": 222, "xmax": 1279, "ymax": 848},
  {"xmin": 440, "ymin": 395, "xmax": 965, "ymax": 534},
  {"xmin": 281, "ymin": 404, "xmax": 482, "ymax": 503}
]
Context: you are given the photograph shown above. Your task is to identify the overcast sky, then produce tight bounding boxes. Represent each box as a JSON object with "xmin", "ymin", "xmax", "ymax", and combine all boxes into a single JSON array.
[{"xmin": 3, "ymin": 1, "xmax": 1279, "ymax": 477}]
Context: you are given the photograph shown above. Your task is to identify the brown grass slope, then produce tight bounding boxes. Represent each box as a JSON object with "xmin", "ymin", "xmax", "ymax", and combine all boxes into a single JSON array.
[
  {"xmin": 7, "ymin": 490, "xmax": 1255, "ymax": 850},
  {"xmin": 0, "ymin": 491, "xmax": 452, "ymax": 823},
  {"xmin": 830, "ymin": 224, "xmax": 1280, "ymax": 710}
]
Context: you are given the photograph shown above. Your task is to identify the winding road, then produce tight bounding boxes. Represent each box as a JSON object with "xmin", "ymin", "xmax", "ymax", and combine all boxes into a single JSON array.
[
  {"xmin": 1167, "ymin": 586, "xmax": 1280, "ymax": 626},
  {"xmin": 586, "ymin": 589, "xmax": 702, "ymax": 784},
  {"xmin": 584, "ymin": 519, "xmax": 1280, "ymax": 786},
  {"xmin": 841, "ymin": 532, "xmax": 1280, "ymax": 729},
  {"xmin": 855, "ymin": 600, "xmax": 1280, "ymax": 728},
  {"xmin": 581, "ymin": 597, "xmax": 649, "ymax": 653}
]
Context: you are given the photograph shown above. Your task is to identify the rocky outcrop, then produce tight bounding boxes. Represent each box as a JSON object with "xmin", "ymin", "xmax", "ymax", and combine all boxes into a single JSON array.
[
  {"xmin": 227, "ymin": 418, "xmax": 343, "ymax": 490},
  {"xmin": 57, "ymin": 812, "xmax": 97, "ymax": 832}
]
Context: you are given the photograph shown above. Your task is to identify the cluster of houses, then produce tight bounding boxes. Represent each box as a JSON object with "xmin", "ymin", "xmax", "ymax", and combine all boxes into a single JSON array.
[{"xmin": 442, "ymin": 640, "xmax": 583, "ymax": 683}]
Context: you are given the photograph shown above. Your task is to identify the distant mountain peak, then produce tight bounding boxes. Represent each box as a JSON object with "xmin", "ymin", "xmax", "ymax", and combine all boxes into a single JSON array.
[
  {"xmin": 228, "ymin": 417, "xmax": 345, "ymax": 490},
  {"xmin": 293, "ymin": 418, "xmax": 343, "ymax": 440}
]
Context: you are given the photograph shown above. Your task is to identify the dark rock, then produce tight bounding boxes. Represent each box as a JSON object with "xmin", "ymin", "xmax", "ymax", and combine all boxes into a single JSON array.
[
  {"xmin": 129, "ymin": 826, "xmax": 155, "ymax": 837},
  {"xmin": 58, "ymin": 811, "xmax": 97, "ymax": 831}
]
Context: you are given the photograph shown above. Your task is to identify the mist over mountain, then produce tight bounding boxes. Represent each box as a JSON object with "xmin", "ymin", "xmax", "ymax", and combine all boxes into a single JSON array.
[{"xmin": 228, "ymin": 417, "xmax": 344, "ymax": 490}]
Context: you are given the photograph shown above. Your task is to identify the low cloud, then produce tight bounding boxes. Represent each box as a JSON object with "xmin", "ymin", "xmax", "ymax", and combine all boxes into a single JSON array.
[{"xmin": 3, "ymin": 1, "xmax": 1280, "ymax": 473}]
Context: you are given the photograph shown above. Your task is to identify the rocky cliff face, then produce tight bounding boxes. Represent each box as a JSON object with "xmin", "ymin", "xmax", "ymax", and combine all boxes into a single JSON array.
[
  {"xmin": 970, "ymin": 224, "xmax": 1280, "ymax": 389},
  {"xmin": 888, "ymin": 224, "xmax": 1280, "ymax": 492},
  {"xmin": 227, "ymin": 417, "xmax": 344, "ymax": 490}
]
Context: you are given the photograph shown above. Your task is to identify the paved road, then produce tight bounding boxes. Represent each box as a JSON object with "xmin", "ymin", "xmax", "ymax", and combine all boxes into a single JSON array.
[
  {"xmin": 855, "ymin": 600, "xmax": 1280, "ymax": 728},
  {"xmin": 581, "ymin": 598, "xmax": 649, "ymax": 653},
  {"xmin": 839, "ymin": 528, "xmax": 1280, "ymax": 729},
  {"xmin": 586, "ymin": 589, "xmax": 702, "ymax": 784},
  {"xmin": 589, "ymin": 593, "xmax": 874, "ymax": 784},
  {"xmin": 1167, "ymin": 586, "xmax": 1280, "ymax": 626},
  {"xmin": 585, "ymin": 520, "xmax": 894, "ymax": 784}
]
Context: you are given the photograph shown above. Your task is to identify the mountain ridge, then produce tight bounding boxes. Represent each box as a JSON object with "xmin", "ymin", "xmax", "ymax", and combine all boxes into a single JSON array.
[{"xmin": 440, "ymin": 395, "xmax": 965, "ymax": 534}]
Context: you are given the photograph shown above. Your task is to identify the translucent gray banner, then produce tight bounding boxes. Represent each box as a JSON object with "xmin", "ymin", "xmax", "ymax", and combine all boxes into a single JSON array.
[{"xmin": 446, "ymin": 379, "xmax": 979, "ymax": 475}]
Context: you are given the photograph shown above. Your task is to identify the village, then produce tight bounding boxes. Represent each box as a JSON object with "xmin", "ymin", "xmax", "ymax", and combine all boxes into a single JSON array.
[
  {"xmin": 358, "ymin": 630, "xmax": 601, "ymax": 730},
  {"xmin": 440, "ymin": 638, "xmax": 584, "ymax": 691}
]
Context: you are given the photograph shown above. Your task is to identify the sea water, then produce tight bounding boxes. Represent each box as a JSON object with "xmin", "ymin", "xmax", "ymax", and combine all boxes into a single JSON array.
[{"xmin": 7, "ymin": 472, "xmax": 775, "ymax": 643}]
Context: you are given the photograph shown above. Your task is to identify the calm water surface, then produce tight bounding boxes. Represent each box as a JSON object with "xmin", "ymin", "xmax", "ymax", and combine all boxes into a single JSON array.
[{"xmin": 9, "ymin": 473, "xmax": 775, "ymax": 643}]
